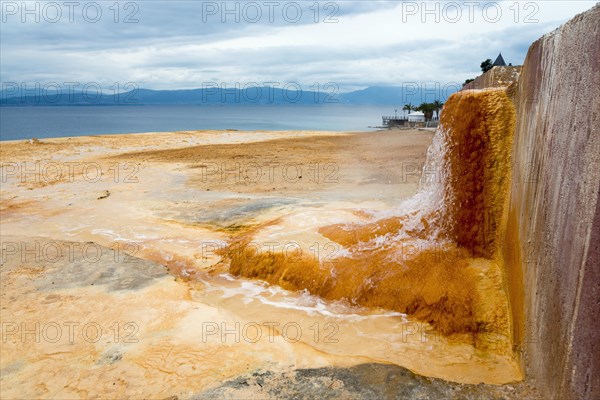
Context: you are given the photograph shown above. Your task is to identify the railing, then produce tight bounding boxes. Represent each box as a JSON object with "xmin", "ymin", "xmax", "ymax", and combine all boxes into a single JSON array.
[{"xmin": 382, "ymin": 116, "xmax": 408, "ymax": 126}]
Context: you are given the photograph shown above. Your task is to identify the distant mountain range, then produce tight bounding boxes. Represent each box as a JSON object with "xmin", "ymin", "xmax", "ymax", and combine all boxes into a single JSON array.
[{"xmin": 0, "ymin": 85, "xmax": 458, "ymax": 106}]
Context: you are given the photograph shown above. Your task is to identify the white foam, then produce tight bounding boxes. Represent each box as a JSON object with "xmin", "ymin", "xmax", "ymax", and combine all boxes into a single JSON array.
[{"xmin": 202, "ymin": 274, "xmax": 408, "ymax": 322}]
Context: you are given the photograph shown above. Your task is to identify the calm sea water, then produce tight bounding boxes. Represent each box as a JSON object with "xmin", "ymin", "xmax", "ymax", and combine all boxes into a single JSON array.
[{"xmin": 0, "ymin": 105, "xmax": 399, "ymax": 141}]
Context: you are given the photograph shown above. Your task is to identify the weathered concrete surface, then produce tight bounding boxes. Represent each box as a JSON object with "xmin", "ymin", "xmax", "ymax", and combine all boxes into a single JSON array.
[
  {"xmin": 505, "ymin": 5, "xmax": 600, "ymax": 399},
  {"xmin": 463, "ymin": 66, "xmax": 522, "ymax": 91}
]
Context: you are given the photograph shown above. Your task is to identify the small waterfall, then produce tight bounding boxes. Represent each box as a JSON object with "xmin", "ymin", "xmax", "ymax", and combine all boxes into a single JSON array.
[{"xmin": 222, "ymin": 88, "xmax": 517, "ymax": 346}]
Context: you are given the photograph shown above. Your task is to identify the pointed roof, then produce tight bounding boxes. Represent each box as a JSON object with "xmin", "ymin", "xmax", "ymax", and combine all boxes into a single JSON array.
[{"xmin": 493, "ymin": 53, "xmax": 507, "ymax": 66}]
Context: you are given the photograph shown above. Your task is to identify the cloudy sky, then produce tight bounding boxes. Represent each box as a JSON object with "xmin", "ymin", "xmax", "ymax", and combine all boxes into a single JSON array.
[{"xmin": 1, "ymin": 0, "xmax": 596, "ymax": 92}]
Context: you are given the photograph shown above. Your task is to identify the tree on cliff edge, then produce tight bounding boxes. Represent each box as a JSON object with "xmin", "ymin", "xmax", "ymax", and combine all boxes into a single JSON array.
[{"xmin": 480, "ymin": 59, "xmax": 493, "ymax": 72}]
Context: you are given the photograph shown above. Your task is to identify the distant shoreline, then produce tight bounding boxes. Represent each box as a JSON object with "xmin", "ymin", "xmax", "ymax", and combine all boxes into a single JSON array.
[{"xmin": 0, "ymin": 104, "xmax": 396, "ymax": 141}]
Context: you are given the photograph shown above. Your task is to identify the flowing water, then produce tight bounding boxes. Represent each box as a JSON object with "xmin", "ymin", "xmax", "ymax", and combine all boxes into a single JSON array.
[{"xmin": 216, "ymin": 88, "xmax": 518, "ymax": 356}]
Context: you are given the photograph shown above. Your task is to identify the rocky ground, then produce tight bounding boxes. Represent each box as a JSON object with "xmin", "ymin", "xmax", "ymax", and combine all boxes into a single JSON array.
[{"xmin": 1, "ymin": 129, "xmax": 537, "ymax": 399}]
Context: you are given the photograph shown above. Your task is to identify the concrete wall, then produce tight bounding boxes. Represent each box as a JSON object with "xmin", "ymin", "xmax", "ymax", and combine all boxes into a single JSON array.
[
  {"xmin": 463, "ymin": 66, "xmax": 522, "ymax": 91},
  {"xmin": 505, "ymin": 5, "xmax": 599, "ymax": 399}
]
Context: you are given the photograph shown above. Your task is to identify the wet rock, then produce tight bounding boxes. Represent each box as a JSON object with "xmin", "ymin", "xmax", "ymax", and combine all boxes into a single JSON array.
[
  {"xmin": 196, "ymin": 363, "xmax": 539, "ymax": 400},
  {"xmin": 1, "ymin": 237, "xmax": 168, "ymax": 292}
]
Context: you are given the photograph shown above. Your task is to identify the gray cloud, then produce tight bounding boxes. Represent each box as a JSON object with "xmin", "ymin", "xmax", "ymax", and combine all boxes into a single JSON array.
[{"xmin": 1, "ymin": 1, "xmax": 595, "ymax": 91}]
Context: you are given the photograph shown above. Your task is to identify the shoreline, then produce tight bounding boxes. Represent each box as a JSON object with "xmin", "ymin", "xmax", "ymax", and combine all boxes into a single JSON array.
[{"xmin": 0, "ymin": 129, "xmax": 362, "ymax": 145}]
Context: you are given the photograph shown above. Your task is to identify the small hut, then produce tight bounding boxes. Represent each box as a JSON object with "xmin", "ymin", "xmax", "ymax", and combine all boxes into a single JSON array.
[{"xmin": 407, "ymin": 111, "xmax": 425, "ymax": 122}]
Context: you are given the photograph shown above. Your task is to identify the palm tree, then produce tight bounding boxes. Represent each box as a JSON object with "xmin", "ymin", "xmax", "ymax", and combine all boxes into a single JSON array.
[
  {"xmin": 402, "ymin": 103, "xmax": 414, "ymax": 116},
  {"xmin": 416, "ymin": 102, "xmax": 435, "ymax": 122},
  {"xmin": 432, "ymin": 100, "xmax": 444, "ymax": 120}
]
